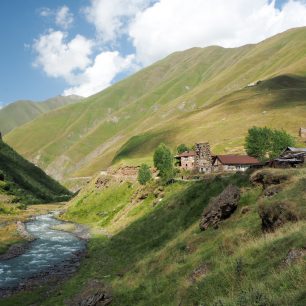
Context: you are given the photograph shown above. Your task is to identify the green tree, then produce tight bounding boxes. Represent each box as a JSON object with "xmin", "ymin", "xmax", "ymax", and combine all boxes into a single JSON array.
[
  {"xmin": 245, "ymin": 127, "xmax": 295, "ymax": 161},
  {"xmin": 176, "ymin": 144, "xmax": 190, "ymax": 154},
  {"xmin": 270, "ymin": 129, "xmax": 295, "ymax": 159},
  {"xmin": 138, "ymin": 164, "xmax": 152, "ymax": 185},
  {"xmin": 153, "ymin": 143, "xmax": 174, "ymax": 182}
]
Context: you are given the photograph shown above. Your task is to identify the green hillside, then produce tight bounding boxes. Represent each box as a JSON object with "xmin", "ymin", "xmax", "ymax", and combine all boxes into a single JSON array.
[
  {"xmin": 3, "ymin": 167, "xmax": 305, "ymax": 305},
  {"xmin": 5, "ymin": 27, "xmax": 306, "ymax": 180},
  {"xmin": 0, "ymin": 139, "xmax": 71, "ymax": 204},
  {"xmin": 0, "ymin": 95, "xmax": 83, "ymax": 135}
]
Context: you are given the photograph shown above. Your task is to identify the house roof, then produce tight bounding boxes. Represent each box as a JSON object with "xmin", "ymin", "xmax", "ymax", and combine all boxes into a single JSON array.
[
  {"xmin": 175, "ymin": 151, "xmax": 196, "ymax": 158},
  {"xmin": 284, "ymin": 147, "xmax": 306, "ymax": 153},
  {"xmin": 214, "ymin": 155, "xmax": 260, "ymax": 165}
]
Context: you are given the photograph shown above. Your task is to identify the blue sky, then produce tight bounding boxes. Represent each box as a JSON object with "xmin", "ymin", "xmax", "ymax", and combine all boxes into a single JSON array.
[{"xmin": 0, "ymin": 0, "xmax": 305, "ymax": 105}]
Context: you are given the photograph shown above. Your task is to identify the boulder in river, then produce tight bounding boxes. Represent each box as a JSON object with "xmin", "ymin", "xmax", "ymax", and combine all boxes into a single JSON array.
[{"xmin": 199, "ymin": 185, "xmax": 240, "ymax": 231}]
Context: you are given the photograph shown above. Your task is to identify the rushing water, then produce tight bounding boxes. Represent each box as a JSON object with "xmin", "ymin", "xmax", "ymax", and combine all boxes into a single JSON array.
[{"xmin": 0, "ymin": 214, "xmax": 86, "ymax": 288}]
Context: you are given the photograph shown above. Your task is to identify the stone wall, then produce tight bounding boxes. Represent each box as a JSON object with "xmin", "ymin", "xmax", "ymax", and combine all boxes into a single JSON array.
[{"xmin": 194, "ymin": 143, "xmax": 212, "ymax": 173}]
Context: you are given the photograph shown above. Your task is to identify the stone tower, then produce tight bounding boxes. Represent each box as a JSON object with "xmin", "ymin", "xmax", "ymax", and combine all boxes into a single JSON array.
[{"xmin": 194, "ymin": 142, "xmax": 212, "ymax": 173}]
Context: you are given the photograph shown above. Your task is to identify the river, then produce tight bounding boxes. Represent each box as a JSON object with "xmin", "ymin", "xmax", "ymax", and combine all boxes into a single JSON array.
[{"xmin": 0, "ymin": 214, "xmax": 86, "ymax": 289}]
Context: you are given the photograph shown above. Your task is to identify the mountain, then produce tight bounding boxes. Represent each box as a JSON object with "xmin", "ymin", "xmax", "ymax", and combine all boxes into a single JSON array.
[
  {"xmin": 4, "ymin": 27, "xmax": 306, "ymax": 180},
  {"xmin": 0, "ymin": 95, "xmax": 83, "ymax": 135},
  {"xmin": 0, "ymin": 139, "xmax": 71, "ymax": 204}
]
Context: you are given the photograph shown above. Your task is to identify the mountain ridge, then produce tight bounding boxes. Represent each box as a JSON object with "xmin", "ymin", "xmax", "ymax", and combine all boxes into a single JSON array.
[
  {"xmin": 0, "ymin": 95, "xmax": 83, "ymax": 135},
  {"xmin": 4, "ymin": 27, "xmax": 306, "ymax": 180}
]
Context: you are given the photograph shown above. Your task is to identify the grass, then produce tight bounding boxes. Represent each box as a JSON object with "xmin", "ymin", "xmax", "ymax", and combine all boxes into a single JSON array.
[
  {"xmin": 5, "ymin": 27, "xmax": 306, "ymax": 179},
  {"xmin": 0, "ymin": 95, "xmax": 82, "ymax": 135},
  {"xmin": 0, "ymin": 140, "xmax": 71, "ymax": 204},
  {"xmin": 3, "ymin": 168, "xmax": 305, "ymax": 305}
]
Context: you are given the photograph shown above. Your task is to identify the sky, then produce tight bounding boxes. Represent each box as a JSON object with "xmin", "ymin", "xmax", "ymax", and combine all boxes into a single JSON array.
[{"xmin": 1, "ymin": 0, "xmax": 306, "ymax": 106}]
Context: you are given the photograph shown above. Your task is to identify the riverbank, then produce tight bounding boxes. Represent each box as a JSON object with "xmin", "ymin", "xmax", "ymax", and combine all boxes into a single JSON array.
[
  {"xmin": 0, "ymin": 203, "xmax": 64, "ymax": 256},
  {"xmin": 0, "ymin": 207, "xmax": 89, "ymax": 300}
]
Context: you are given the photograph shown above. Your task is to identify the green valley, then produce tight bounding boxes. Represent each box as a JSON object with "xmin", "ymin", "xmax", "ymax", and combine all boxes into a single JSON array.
[
  {"xmin": 5, "ymin": 27, "xmax": 306, "ymax": 180},
  {"xmin": 0, "ymin": 139, "xmax": 71, "ymax": 204},
  {"xmin": 2, "ymin": 166, "xmax": 305, "ymax": 305}
]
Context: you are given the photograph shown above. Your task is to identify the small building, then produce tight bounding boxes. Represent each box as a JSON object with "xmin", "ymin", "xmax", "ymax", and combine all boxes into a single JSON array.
[
  {"xmin": 299, "ymin": 128, "xmax": 306, "ymax": 138},
  {"xmin": 270, "ymin": 147, "xmax": 306, "ymax": 168},
  {"xmin": 175, "ymin": 151, "xmax": 196, "ymax": 171},
  {"xmin": 212, "ymin": 155, "xmax": 260, "ymax": 172}
]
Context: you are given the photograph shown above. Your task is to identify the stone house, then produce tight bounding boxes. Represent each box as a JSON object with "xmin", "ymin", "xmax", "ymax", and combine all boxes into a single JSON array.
[
  {"xmin": 175, "ymin": 142, "xmax": 212, "ymax": 173},
  {"xmin": 175, "ymin": 151, "xmax": 196, "ymax": 171},
  {"xmin": 212, "ymin": 155, "xmax": 260, "ymax": 172}
]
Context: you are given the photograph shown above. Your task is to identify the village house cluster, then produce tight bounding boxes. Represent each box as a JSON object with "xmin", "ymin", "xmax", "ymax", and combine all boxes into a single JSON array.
[{"xmin": 175, "ymin": 142, "xmax": 306, "ymax": 173}]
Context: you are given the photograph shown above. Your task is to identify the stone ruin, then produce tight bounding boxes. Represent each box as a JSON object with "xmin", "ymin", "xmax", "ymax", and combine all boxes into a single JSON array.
[{"xmin": 194, "ymin": 142, "xmax": 212, "ymax": 173}]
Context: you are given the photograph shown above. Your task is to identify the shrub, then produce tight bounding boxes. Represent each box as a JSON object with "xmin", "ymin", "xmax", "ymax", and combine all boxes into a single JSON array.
[
  {"xmin": 176, "ymin": 144, "xmax": 190, "ymax": 154},
  {"xmin": 153, "ymin": 143, "xmax": 174, "ymax": 183},
  {"xmin": 138, "ymin": 164, "xmax": 152, "ymax": 185}
]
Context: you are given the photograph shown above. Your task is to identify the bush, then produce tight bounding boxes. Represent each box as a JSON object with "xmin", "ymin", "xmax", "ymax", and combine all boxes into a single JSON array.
[
  {"xmin": 153, "ymin": 143, "xmax": 174, "ymax": 183},
  {"xmin": 176, "ymin": 144, "xmax": 190, "ymax": 154},
  {"xmin": 138, "ymin": 164, "xmax": 152, "ymax": 185}
]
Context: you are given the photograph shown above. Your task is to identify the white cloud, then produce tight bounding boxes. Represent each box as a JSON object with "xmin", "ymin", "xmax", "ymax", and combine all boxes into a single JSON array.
[
  {"xmin": 55, "ymin": 6, "xmax": 74, "ymax": 29},
  {"xmin": 33, "ymin": 0, "xmax": 306, "ymax": 98},
  {"xmin": 63, "ymin": 51, "xmax": 135, "ymax": 97},
  {"xmin": 39, "ymin": 7, "xmax": 52, "ymax": 17},
  {"xmin": 39, "ymin": 6, "xmax": 74, "ymax": 29},
  {"xmin": 83, "ymin": 0, "xmax": 151, "ymax": 42},
  {"xmin": 33, "ymin": 30, "xmax": 94, "ymax": 82},
  {"xmin": 129, "ymin": 0, "xmax": 306, "ymax": 64}
]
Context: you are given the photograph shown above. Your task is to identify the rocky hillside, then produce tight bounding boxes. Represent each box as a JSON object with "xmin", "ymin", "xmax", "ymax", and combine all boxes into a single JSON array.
[
  {"xmin": 0, "ymin": 139, "xmax": 71, "ymax": 204},
  {"xmin": 0, "ymin": 95, "xmax": 83, "ymax": 135},
  {"xmin": 4, "ymin": 27, "xmax": 306, "ymax": 180}
]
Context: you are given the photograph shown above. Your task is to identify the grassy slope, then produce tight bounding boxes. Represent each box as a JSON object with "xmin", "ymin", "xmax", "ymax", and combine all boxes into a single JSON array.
[
  {"xmin": 0, "ymin": 95, "xmax": 83, "ymax": 135},
  {"xmin": 3, "ymin": 168, "xmax": 305, "ymax": 305},
  {"xmin": 0, "ymin": 140, "xmax": 71, "ymax": 204},
  {"xmin": 5, "ymin": 27, "xmax": 306, "ymax": 179}
]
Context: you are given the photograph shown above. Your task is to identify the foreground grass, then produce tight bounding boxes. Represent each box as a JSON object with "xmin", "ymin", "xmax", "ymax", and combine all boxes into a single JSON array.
[{"xmin": 2, "ymin": 169, "xmax": 306, "ymax": 305}]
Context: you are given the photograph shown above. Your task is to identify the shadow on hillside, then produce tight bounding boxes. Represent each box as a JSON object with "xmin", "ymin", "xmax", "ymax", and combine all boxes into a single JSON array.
[{"xmin": 82, "ymin": 174, "xmax": 249, "ymax": 302}]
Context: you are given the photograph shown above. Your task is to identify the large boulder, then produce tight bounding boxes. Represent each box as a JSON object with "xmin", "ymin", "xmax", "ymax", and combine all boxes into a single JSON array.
[
  {"xmin": 199, "ymin": 185, "xmax": 240, "ymax": 231},
  {"xmin": 68, "ymin": 279, "xmax": 112, "ymax": 306},
  {"xmin": 250, "ymin": 170, "xmax": 289, "ymax": 189},
  {"xmin": 258, "ymin": 201, "xmax": 298, "ymax": 232}
]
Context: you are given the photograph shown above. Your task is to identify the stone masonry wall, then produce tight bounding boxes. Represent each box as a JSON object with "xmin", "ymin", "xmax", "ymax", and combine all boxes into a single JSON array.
[{"xmin": 194, "ymin": 143, "xmax": 212, "ymax": 173}]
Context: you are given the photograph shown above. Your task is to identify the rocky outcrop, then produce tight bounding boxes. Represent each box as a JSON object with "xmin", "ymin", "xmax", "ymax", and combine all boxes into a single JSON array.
[
  {"xmin": 68, "ymin": 280, "xmax": 112, "ymax": 306},
  {"xmin": 259, "ymin": 201, "xmax": 298, "ymax": 232},
  {"xmin": 95, "ymin": 176, "xmax": 112, "ymax": 189},
  {"xmin": 284, "ymin": 248, "xmax": 306, "ymax": 265},
  {"xmin": 199, "ymin": 185, "xmax": 240, "ymax": 231},
  {"xmin": 250, "ymin": 170, "xmax": 289, "ymax": 189}
]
